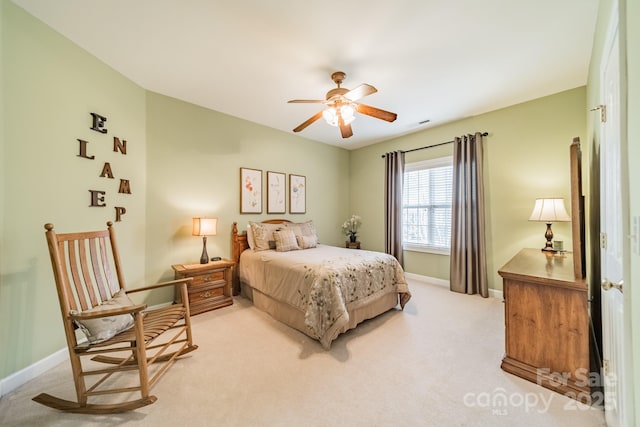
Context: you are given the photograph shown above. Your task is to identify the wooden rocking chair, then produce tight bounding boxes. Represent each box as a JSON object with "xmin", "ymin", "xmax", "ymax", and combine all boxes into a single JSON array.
[{"xmin": 33, "ymin": 222, "xmax": 198, "ymax": 414}]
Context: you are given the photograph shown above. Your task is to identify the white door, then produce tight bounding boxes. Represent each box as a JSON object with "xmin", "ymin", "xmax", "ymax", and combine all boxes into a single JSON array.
[{"xmin": 600, "ymin": 11, "xmax": 628, "ymax": 427}]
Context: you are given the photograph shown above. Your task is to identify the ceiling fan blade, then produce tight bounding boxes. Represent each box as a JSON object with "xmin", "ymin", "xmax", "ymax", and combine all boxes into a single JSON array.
[
  {"xmin": 288, "ymin": 99, "xmax": 325, "ymax": 103},
  {"xmin": 356, "ymin": 103, "xmax": 397, "ymax": 122},
  {"xmin": 292, "ymin": 111, "xmax": 323, "ymax": 132},
  {"xmin": 344, "ymin": 84, "xmax": 377, "ymax": 101},
  {"xmin": 338, "ymin": 116, "xmax": 353, "ymax": 138}
]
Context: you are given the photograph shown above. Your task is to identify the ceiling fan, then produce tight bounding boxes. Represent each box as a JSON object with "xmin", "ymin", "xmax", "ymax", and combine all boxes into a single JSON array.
[{"xmin": 288, "ymin": 71, "xmax": 397, "ymax": 139}]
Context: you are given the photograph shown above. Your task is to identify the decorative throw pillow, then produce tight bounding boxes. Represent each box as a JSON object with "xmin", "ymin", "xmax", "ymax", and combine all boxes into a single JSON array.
[
  {"xmin": 284, "ymin": 220, "xmax": 319, "ymax": 243},
  {"xmin": 273, "ymin": 229, "xmax": 300, "ymax": 252},
  {"xmin": 71, "ymin": 289, "xmax": 135, "ymax": 344},
  {"xmin": 250, "ymin": 222, "xmax": 280, "ymax": 251},
  {"xmin": 296, "ymin": 234, "xmax": 317, "ymax": 249}
]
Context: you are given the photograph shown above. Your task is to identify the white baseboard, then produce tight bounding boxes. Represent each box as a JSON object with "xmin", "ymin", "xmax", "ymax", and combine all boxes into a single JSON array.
[
  {"xmin": 0, "ymin": 347, "xmax": 68, "ymax": 399},
  {"xmin": 404, "ymin": 272, "xmax": 503, "ymax": 300},
  {"xmin": 405, "ymin": 272, "xmax": 449, "ymax": 288}
]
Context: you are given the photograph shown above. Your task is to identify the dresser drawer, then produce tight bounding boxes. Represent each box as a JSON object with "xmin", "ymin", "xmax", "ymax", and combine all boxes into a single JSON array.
[{"xmin": 190, "ymin": 270, "xmax": 225, "ymax": 285}]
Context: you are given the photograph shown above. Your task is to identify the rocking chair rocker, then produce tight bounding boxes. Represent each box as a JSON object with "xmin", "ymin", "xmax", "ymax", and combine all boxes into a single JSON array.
[{"xmin": 33, "ymin": 222, "xmax": 198, "ymax": 414}]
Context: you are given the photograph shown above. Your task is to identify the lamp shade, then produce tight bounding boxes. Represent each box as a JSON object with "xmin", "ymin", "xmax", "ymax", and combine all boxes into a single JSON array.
[
  {"xmin": 528, "ymin": 198, "xmax": 571, "ymax": 222},
  {"xmin": 192, "ymin": 218, "xmax": 217, "ymax": 236}
]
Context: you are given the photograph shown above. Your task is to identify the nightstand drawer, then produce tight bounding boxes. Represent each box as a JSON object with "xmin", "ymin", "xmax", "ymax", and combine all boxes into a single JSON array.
[
  {"xmin": 190, "ymin": 270, "xmax": 225, "ymax": 286},
  {"xmin": 172, "ymin": 259, "xmax": 235, "ymax": 315},
  {"xmin": 189, "ymin": 283, "xmax": 224, "ymax": 304}
]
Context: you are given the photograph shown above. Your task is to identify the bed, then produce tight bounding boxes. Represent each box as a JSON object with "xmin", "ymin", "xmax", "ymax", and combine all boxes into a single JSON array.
[{"xmin": 231, "ymin": 219, "xmax": 411, "ymax": 349}]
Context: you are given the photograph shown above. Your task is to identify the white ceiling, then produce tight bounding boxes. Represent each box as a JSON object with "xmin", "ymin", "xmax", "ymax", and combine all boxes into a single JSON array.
[{"xmin": 12, "ymin": 0, "xmax": 599, "ymax": 150}]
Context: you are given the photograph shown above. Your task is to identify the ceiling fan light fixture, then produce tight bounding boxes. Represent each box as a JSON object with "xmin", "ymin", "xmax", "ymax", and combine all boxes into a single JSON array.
[
  {"xmin": 322, "ymin": 102, "xmax": 356, "ymax": 127},
  {"xmin": 340, "ymin": 104, "xmax": 356, "ymax": 123},
  {"xmin": 322, "ymin": 107, "xmax": 338, "ymax": 126},
  {"xmin": 289, "ymin": 71, "xmax": 396, "ymax": 137}
]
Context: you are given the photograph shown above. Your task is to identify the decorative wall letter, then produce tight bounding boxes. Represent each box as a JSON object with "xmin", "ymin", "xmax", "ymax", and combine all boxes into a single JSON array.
[
  {"xmin": 99, "ymin": 162, "xmax": 115, "ymax": 178},
  {"xmin": 90, "ymin": 112, "xmax": 107, "ymax": 134},
  {"xmin": 77, "ymin": 139, "xmax": 95, "ymax": 159},
  {"xmin": 89, "ymin": 190, "xmax": 106, "ymax": 207},
  {"xmin": 80, "ymin": 112, "xmax": 132, "ymax": 221},
  {"xmin": 113, "ymin": 137, "xmax": 127, "ymax": 154},
  {"xmin": 118, "ymin": 179, "xmax": 131, "ymax": 194},
  {"xmin": 115, "ymin": 207, "xmax": 126, "ymax": 222}
]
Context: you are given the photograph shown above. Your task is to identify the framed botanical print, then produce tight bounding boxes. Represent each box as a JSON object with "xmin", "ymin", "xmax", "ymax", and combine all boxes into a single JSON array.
[
  {"xmin": 240, "ymin": 167, "xmax": 262, "ymax": 213},
  {"xmin": 289, "ymin": 174, "xmax": 306, "ymax": 214},
  {"xmin": 267, "ymin": 171, "xmax": 286, "ymax": 214}
]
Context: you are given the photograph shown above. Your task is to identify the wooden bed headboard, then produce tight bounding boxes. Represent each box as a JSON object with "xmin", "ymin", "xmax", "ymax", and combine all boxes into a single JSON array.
[{"xmin": 231, "ymin": 219, "xmax": 292, "ymax": 264}]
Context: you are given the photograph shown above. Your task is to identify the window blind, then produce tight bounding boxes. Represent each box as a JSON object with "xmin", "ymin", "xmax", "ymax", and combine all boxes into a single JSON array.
[{"xmin": 402, "ymin": 158, "xmax": 453, "ymax": 251}]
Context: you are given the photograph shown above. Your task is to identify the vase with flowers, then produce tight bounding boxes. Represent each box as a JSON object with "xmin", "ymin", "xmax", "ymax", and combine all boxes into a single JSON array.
[{"xmin": 341, "ymin": 214, "xmax": 362, "ymax": 243}]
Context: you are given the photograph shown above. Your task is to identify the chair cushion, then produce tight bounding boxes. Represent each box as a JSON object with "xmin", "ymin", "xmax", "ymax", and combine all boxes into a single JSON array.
[{"xmin": 72, "ymin": 290, "xmax": 135, "ymax": 343}]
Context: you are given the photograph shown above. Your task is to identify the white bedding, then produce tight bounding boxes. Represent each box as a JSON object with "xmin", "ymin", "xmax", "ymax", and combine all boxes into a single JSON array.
[{"xmin": 239, "ymin": 244, "xmax": 411, "ymax": 348}]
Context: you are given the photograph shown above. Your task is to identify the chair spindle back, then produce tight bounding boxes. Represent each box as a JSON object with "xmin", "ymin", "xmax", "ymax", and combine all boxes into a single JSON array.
[{"xmin": 45, "ymin": 222, "xmax": 124, "ymax": 314}]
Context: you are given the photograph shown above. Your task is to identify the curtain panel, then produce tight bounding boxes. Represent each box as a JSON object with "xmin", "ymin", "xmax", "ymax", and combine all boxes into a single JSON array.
[
  {"xmin": 450, "ymin": 132, "xmax": 488, "ymax": 297},
  {"xmin": 384, "ymin": 151, "xmax": 405, "ymax": 266}
]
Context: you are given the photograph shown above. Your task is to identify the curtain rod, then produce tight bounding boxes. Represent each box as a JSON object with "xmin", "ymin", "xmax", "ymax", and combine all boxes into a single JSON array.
[{"xmin": 381, "ymin": 132, "xmax": 489, "ymax": 158}]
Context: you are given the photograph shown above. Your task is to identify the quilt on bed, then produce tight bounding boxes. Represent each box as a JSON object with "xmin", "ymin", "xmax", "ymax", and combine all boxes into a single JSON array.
[{"xmin": 239, "ymin": 245, "xmax": 411, "ymax": 348}]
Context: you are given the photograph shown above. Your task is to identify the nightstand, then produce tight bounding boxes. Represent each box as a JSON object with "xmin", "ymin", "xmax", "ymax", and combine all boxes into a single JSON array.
[
  {"xmin": 172, "ymin": 259, "xmax": 235, "ymax": 315},
  {"xmin": 345, "ymin": 241, "xmax": 361, "ymax": 249}
]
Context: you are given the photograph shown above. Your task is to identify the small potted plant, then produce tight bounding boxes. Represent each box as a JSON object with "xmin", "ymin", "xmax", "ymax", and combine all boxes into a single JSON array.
[{"xmin": 342, "ymin": 215, "xmax": 362, "ymax": 243}]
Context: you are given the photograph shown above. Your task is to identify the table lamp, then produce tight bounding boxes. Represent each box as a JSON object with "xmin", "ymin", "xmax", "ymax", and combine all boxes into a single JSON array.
[
  {"xmin": 528, "ymin": 198, "xmax": 571, "ymax": 252},
  {"xmin": 192, "ymin": 217, "xmax": 217, "ymax": 264}
]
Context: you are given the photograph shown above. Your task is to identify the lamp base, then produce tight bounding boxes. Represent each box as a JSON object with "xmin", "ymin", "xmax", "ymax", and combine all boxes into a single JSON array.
[
  {"xmin": 200, "ymin": 236, "xmax": 209, "ymax": 264},
  {"xmin": 541, "ymin": 223, "xmax": 556, "ymax": 252}
]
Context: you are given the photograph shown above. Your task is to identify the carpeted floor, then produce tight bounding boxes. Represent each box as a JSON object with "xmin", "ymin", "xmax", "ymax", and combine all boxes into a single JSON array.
[{"xmin": 0, "ymin": 280, "xmax": 606, "ymax": 426}]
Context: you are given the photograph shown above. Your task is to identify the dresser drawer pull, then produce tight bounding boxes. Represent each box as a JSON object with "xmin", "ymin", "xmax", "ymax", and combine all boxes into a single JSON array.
[
  {"xmin": 200, "ymin": 291, "xmax": 212, "ymax": 298},
  {"xmin": 203, "ymin": 275, "xmax": 212, "ymax": 281}
]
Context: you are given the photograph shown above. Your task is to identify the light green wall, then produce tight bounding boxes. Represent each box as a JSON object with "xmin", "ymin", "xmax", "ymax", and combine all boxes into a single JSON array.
[
  {"xmin": 1, "ymin": 1, "xmax": 147, "ymax": 380},
  {"xmin": 143, "ymin": 91, "xmax": 350, "ymax": 302},
  {"xmin": 0, "ymin": 1, "xmax": 349, "ymax": 380},
  {"xmin": 350, "ymin": 87, "xmax": 586, "ymax": 291}
]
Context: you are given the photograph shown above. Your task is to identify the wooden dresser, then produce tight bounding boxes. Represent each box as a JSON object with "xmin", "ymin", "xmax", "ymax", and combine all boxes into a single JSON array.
[
  {"xmin": 499, "ymin": 248, "xmax": 591, "ymax": 404},
  {"xmin": 172, "ymin": 259, "xmax": 234, "ymax": 315}
]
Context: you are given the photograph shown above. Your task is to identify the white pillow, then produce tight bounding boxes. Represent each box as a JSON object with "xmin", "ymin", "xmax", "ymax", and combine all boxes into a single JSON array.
[
  {"xmin": 246, "ymin": 224, "xmax": 255, "ymax": 250},
  {"xmin": 72, "ymin": 290, "xmax": 135, "ymax": 344}
]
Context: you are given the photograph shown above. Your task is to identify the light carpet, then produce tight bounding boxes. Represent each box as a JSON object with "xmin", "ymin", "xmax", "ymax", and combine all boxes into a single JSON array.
[{"xmin": 0, "ymin": 280, "xmax": 606, "ymax": 426}]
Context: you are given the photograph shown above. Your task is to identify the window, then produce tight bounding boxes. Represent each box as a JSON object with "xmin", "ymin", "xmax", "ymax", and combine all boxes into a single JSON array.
[{"xmin": 402, "ymin": 156, "xmax": 453, "ymax": 254}]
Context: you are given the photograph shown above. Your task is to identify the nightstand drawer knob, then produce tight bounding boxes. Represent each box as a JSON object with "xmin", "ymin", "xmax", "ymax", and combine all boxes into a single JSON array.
[
  {"xmin": 200, "ymin": 291, "xmax": 212, "ymax": 298},
  {"xmin": 203, "ymin": 275, "xmax": 212, "ymax": 281}
]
